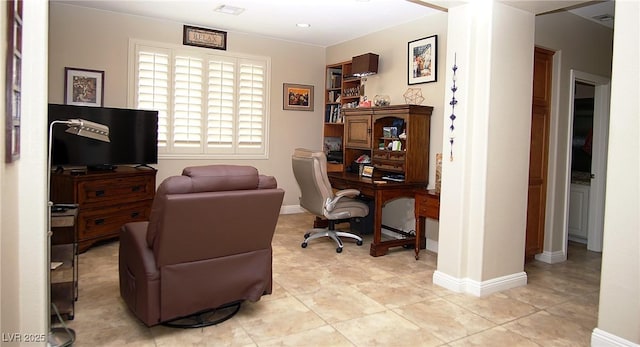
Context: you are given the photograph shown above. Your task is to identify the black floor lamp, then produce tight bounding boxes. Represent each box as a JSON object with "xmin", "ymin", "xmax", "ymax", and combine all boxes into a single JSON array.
[{"xmin": 47, "ymin": 119, "xmax": 110, "ymax": 347}]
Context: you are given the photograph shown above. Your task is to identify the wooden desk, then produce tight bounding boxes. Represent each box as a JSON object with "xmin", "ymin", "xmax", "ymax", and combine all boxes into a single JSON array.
[
  {"xmin": 414, "ymin": 189, "xmax": 440, "ymax": 260},
  {"xmin": 328, "ymin": 172, "xmax": 425, "ymax": 257}
]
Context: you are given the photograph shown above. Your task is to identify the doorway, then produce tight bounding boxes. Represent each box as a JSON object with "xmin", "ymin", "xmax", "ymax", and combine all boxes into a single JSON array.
[{"xmin": 565, "ymin": 70, "xmax": 611, "ymax": 253}]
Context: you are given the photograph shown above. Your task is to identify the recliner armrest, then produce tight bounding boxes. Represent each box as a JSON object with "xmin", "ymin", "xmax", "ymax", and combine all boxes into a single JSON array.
[{"xmin": 325, "ymin": 189, "xmax": 361, "ymax": 212}]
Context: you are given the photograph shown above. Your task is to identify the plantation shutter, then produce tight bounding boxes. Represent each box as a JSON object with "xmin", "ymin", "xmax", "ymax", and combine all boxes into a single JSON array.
[
  {"xmin": 207, "ymin": 58, "xmax": 235, "ymax": 151},
  {"xmin": 135, "ymin": 48, "xmax": 169, "ymax": 150},
  {"xmin": 237, "ymin": 60, "xmax": 265, "ymax": 152},
  {"xmin": 173, "ymin": 55, "xmax": 204, "ymax": 151},
  {"xmin": 131, "ymin": 40, "xmax": 269, "ymax": 158}
]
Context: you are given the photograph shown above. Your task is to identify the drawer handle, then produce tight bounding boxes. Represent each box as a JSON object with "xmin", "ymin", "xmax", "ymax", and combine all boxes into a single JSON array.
[
  {"xmin": 131, "ymin": 185, "xmax": 142, "ymax": 192},
  {"xmin": 95, "ymin": 218, "xmax": 105, "ymax": 225},
  {"xmin": 130, "ymin": 212, "xmax": 140, "ymax": 218},
  {"xmin": 95, "ymin": 190, "xmax": 105, "ymax": 197}
]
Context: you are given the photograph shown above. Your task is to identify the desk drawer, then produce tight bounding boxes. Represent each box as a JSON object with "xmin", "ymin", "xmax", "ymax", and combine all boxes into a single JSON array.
[
  {"xmin": 416, "ymin": 194, "xmax": 439, "ymax": 220},
  {"xmin": 77, "ymin": 176, "xmax": 154, "ymax": 206}
]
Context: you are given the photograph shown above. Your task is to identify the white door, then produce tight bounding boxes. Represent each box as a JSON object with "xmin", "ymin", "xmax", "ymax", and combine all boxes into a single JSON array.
[{"xmin": 567, "ymin": 70, "xmax": 611, "ymax": 252}]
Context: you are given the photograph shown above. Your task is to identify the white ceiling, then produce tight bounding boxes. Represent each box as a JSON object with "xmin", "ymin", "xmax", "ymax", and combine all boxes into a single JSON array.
[{"xmin": 53, "ymin": 0, "xmax": 614, "ymax": 47}]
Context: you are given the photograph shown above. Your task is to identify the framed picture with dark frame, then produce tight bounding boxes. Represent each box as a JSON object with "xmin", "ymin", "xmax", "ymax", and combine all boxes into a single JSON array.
[
  {"xmin": 361, "ymin": 165, "xmax": 374, "ymax": 178},
  {"xmin": 5, "ymin": 0, "xmax": 22, "ymax": 163},
  {"xmin": 183, "ymin": 25, "xmax": 227, "ymax": 51},
  {"xmin": 283, "ymin": 83, "xmax": 314, "ymax": 111},
  {"xmin": 408, "ymin": 35, "xmax": 437, "ymax": 85},
  {"xmin": 64, "ymin": 67, "xmax": 104, "ymax": 107}
]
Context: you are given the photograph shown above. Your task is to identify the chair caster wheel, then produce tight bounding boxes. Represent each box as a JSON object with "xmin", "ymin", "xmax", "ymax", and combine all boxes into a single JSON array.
[
  {"xmin": 301, "ymin": 242, "xmax": 308, "ymax": 248},
  {"xmin": 356, "ymin": 240, "xmax": 363, "ymax": 246},
  {"xmin": 304, "ymin": 233, "xmax": 310, "ymax": 238},
  {"xmin": 336, "ymin": 247, "xmax": 343, "ymax": 253}
]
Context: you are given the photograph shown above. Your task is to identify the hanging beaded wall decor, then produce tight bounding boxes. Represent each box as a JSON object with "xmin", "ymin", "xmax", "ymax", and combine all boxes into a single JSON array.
[{"xmin": 449, "ymin": 53, "xmax": 458, "ymax": 161}]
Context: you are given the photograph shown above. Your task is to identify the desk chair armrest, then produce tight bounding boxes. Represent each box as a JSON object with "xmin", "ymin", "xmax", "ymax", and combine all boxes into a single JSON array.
[{"xmin": 325, "ymin": 189, "xmax": 361, "ymax": 212}]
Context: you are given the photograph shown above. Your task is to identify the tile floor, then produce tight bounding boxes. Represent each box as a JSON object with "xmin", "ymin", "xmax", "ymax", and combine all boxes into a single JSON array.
[{"xmin": 55, "ymin": 212, "xmax": 602, "ymax": 346}]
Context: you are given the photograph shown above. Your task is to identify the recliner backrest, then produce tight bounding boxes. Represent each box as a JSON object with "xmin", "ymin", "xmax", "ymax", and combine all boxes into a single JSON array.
[{"xmin": 146, "ymin": 165, "xmax": 284, "ymax": 267}]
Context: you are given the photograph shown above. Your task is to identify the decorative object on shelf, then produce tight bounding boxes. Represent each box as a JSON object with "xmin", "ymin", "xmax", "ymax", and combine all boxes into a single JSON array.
[
  {"xmin": 183, "ymin": 25, "xmax": 227, "ymax": 50},
  {"xmin": 403, "ymin": 88, "xmax": 425, "ymax": 105},
  {"xmin": 5, "ymin": 0, "xmax": 22, "ymax": 163},
  {"xmin": 283, "ymin": 83, "xmax": 314, "ymax": 111},
  {"xmin": 408, "ymin": 35, "xmax": 437, "ymax": 84},
  {"xmin": 382, "ymin": 126, "xmax": 397, "ymax": 138},
  {"xmin": 361, "ymin": 165, "xmax": 374, "ymax": 178},
  {"xmin": 399, "ymin": 131, "xmax": 407, "ymax": 140},
  {"xmin": 374, "ymin": 95, "xmax": 390, "ymax": 107},
  {"xmin": 64, "ymin": 67, "xmax": 105, "ymax": 107},
  {"xmin": 47, "ymin": 119, "xmax": 110, "ymax": 347},
  {"xmin": 449, "ymin": 53, "xmax": 458, "ymax": 161},
  {"xmin": 358, "ymin": 97, "xmax": 372, "ymax": 108}
]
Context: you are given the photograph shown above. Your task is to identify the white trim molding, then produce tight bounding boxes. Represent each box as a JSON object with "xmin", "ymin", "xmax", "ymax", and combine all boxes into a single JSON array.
[
  {"xmin": 433, "ymin": 271, "xmax": 528, "ymax": 297},
  {"xmin": 535, "ymin": 250, "xmax": 567, "ymax": 264},
  {"xmin": 280, "ymin": 205, "xmax": 306, "ymax": 215},
  {"xmin": 591, "ymin": 328, "xmax": 640, "ymax": 347}
]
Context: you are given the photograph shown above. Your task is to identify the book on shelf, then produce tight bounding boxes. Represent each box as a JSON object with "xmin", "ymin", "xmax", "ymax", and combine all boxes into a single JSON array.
[{"xmin": 330, "ymin": 72, "xmax": 342, "ymax": 89}]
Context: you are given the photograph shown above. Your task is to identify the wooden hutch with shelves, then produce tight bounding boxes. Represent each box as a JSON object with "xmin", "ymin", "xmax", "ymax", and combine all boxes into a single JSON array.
[
  {"xmin": 342, "ymin": 104, "xmax": 433, "ymax": 183},
  {"xmin": 323, "ymin": 61, "xmax": 361, "ymax": 172}
]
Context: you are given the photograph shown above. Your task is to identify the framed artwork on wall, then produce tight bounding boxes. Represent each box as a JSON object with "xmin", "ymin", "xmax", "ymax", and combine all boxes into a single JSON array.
[
  {"xmin": 183, "ymin": 25, "xmax": 227, "ymax": 51},
  {"xmin": 283, "ymin": 83, "xmax": 314, "ymax": 111},
  {"xmin": 5, "ymin": 0, "xmax": 22, "ymax": 163},
  {"xmin": 408, "ymin": 35, "xmax": 437, "ymax": 85},
  {"xmin": 64, "ymin": 67, "xmax": 104, "ymax": 107}
]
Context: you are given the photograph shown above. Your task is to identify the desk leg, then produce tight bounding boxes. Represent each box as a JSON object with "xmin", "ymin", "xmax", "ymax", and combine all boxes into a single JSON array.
[
  {"xmin": 369, "ymin": 191, "xmax": 387, "ymax": 257},
  {"xmin": 415, "ymin": 216, "xmax": 425, "ymax": 260}
]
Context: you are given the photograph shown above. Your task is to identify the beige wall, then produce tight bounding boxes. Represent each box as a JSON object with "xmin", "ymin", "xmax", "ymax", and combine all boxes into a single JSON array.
[
  {"xmin": 48, "ymin": 3, "xmax": 326, "ymax": 207},
  {"xmin": 534, "ymin": 11, "xmax": 613, "ymax": 254}
]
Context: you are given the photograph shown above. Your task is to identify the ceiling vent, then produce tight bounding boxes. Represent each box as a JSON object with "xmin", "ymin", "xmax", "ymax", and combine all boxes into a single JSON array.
[
  {"xmin": 592, "ymin": 14, "xmax": 614, "ymax": 22},
  {"xmin": 351, "ymin": 53, "xmax": 379, "ymax": 77}
]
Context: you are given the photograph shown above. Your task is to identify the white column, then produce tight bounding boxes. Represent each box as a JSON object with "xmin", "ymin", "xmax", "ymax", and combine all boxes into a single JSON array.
[
  {"xmin": 434, "ymin": 1, "xmax": 534, "ymax": 296},
  {"xmin": 592, "ymin": 1, "xmax": 640, "ymax": 345}
]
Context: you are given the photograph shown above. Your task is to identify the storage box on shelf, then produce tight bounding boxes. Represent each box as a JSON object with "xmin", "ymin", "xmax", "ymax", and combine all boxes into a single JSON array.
[{"xmin": 50, "ymin": 166, "xmax": 156, "ymax": 253}]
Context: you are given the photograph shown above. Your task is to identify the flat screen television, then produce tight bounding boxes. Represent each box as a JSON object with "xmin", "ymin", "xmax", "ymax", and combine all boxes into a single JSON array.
[{"xmin": 48, "ymin": 104, "xmax": 158, "ymax": 170}]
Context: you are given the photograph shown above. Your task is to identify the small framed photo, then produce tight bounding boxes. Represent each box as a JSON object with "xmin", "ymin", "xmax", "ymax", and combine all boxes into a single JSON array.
[
  {"xmin": 361, "ymin": 165, "xmax": 374, "ymax": 178},
  {"xmin": 183, "ymin": 25, "xmax": 227, "ymax": 51},
  {"xmin": 64, "ymin": 67, "xmax": 104, "ymax": 107},
  {"xmin": 408, "ymin": 35, "xmax": 437, "ymax": 84},
  {"xmin": 283, "ymin": 83, "xmax": 314, "ymax": 111}
]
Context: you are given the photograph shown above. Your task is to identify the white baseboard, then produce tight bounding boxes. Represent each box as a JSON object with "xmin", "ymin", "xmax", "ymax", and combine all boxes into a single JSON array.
[
  {"xmin": 280, "ymin": 204, "xmax": 305, "ymax": 214},
  {"xmin": 592, "ymin": 328, "xmax": 640, "ymax": 347},
  {"xmin": 433, "ymin": 270, "xmax": 528, "ymax": 297},
  {"xmin": 433, "ymin": 270, "xmax": 466, "ymax": 293},
  {"xmin": 534, "ymin": 250, "xmax": 567, "ymax": 264},
  {"xmin": 426, "ymin": 239, "xmax": 438, "ymax": 253}
]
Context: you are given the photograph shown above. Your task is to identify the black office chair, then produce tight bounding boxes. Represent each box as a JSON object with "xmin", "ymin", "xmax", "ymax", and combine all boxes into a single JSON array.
[{"xmin": 291, "ymin": 148, "xmax": 368, "ymax": 253}]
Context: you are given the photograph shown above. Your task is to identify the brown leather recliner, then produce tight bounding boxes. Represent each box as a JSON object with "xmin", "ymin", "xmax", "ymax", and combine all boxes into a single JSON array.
[{"xmin": 118, "ymin": 165, "xmax": 285, "ymax": 327}]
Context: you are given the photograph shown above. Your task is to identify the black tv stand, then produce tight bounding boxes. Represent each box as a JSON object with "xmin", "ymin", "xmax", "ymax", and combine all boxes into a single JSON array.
[{"xmin": 87, "ymin": 164, "xmax": 117, "ymax": 171}]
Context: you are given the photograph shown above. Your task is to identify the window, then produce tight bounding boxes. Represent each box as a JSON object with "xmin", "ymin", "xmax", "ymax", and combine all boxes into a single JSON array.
[{"xmin": 130, "ymin": 40, "xmax": 270, "ymax": 158}]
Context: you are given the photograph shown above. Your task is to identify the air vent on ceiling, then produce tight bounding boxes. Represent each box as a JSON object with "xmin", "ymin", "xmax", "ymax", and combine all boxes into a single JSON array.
[{"xmin": 592, "ymin": 14, "xmax": 614, "ymax": 22}]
